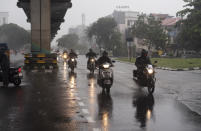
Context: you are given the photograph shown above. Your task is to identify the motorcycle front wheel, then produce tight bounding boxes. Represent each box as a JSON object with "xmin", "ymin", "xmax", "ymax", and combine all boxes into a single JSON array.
[
  {"xmin": 71, "ymin": 67, "xmax": 74, "ymax": 72},
  {"xmin": 103, "ymin": 85, "xmax": 111, "ymax": 94},
  {"xmin": 148, "ymin": 79, "xmax": 155, "ymax": 93}
]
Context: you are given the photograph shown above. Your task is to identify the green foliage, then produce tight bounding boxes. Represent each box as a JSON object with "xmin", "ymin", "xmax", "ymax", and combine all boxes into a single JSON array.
[
  {"xmin": 117, "ymin": 57, "xmax": 201, "ymax": 69},
  {"xmin": 132, "ymin": 14, "xmax": 169, "ymax": 50},
  {"xmin": 176, "ymin": 0, "xmax": 201, "ymax": 51},
  {"xmin": 57, "ymin": 33, "xmax": 79, "ymax": 49},
  {"xmin": 87, "ymin": 17, "xmax": 118, "ymax": 49},
  {"xmin": 0, "ymin": 23, "xmax": 30, "ymax": 50},
  {"xmin": 110, "ymin": 31, "xmax": 127, "ymax": 56},
  {"xmin": 87, "ymin": 17, "xmax": 127, "ymax": 56},
  {"xmin": 132, "ymin": 15, "xmax": 148, "ymax": 39}
]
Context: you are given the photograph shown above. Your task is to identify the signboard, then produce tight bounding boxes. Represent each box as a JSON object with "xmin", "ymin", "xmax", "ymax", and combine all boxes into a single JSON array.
[{"xmin": 116, "ymin": 5, "xmax": 130, "ymax": 9}]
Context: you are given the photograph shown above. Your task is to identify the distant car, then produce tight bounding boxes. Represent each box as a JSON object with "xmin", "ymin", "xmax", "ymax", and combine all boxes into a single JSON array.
[{"xmin": 182, "ymin": 51, "xmax": 201, "ymax": 58}]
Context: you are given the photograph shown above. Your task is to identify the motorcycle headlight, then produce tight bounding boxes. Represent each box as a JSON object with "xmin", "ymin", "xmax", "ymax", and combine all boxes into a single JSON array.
[
  {"xmin": 103, "ymin": 64, "xmax": 110, "ymax": 69},
  {"xmin": 148, "ymin": 68, "xmax": 154, "ymax": 74},
  {"xmin": 91, "ymin": 59, "xmax": 95, "ymax": 62},
  {"xmin": 63, "ymin": 54, "xmax": 67, "ymax": 59},
  {"xmin": 71, "ymin": 58, "xmax": 75, "ymax": 62}
]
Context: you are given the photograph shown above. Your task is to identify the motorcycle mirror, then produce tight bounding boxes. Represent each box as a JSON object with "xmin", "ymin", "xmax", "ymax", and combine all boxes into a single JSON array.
[
  {"xmin": 154, "ymin": 61, "xmax": 158, "ymax": 64},
  {"xmin": 112, "ymin": 60, "xmax": 116, "ymax": 63}
]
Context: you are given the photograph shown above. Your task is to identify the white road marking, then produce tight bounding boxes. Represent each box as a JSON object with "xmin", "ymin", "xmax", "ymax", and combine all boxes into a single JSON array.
[
  {"xmin": 32, "ymin": 70, "xmax": 38, "ymax": 73},
  {"xmin": 74, "ymin": 92, "xmax": 78, "ymax": 96},
  {"xmin": 86, "ymin": 116, "xmax": 95, "ymax": 123},
  {"xmin": 78, "ymin": 102, "xmax": 85, "ymax": 106},
  {"xmin": 115, "ymin": 71, "xmax": 126, "ymax": 74},
  {"xmin": 82, "ymin": 109, "xmax": 89, "ymax": 114},
  {"xmin": 93, "ymin": 128, "xmax": 101, "ymax": 131},
  {"xmin": 45, "ymin": 70, "xmax": 53, "ymax": 73},
  {"xmin": 76, "ymin": 96, "xmax": 81, "ymax": 101}
]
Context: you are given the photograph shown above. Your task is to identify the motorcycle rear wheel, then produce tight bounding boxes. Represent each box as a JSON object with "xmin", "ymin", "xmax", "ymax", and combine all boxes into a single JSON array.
[{"xmin": 13, "ymin": 78, "xmax": 21, "ymax": 87}]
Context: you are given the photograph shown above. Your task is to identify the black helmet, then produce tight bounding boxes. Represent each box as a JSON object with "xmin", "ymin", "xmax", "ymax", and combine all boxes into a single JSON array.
[
  {"xmin": 102, "ymin": 51, "xmax": 108, "ymax": 56},
  {"xmin": 141, "ymin": 49, "xmax": 148, "ymax": 57}
]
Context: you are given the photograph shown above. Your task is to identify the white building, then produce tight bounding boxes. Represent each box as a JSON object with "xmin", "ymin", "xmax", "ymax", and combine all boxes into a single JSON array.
[
  {"xmin": 0, "ymin": 12, "xmax": 9, "ymax": 26},
  {"xmin": 112, "ymin": 10, "xmax": 140, "ymax": 33}
]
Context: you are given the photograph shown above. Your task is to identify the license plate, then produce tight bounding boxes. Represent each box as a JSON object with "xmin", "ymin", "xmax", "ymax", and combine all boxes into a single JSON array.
[
  {"xmin": 104, "ymin": 80, "xmax": 111, "ymax": 84},
  {"xmin": 19, "ymin": 73, "xmax": 23, "ymax": 77}
]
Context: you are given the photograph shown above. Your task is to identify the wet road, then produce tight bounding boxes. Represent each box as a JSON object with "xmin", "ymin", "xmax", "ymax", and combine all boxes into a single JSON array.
[{"xmin": 0, "ymin": 55, "xmax": 201, "ymax": 131}]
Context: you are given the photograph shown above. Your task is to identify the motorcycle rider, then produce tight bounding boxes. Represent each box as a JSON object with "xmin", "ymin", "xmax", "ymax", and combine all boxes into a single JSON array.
[
  {"xmin": 69, "ymin": 49, "xmax": 78, "ymax": 58},
  {"xmin": 86, "ymin": 48, "xmax": 97, "ymax": 65},
  {"xmin": 135, "ymin": 49, "xmax": 151, "ymax": 76},
  {"xmin": 63, "ymin": 49, "xmax": 68, "ymax": 55},
  {"xmin": 97, "ymin": 51, "xmax": 113, "ymax": 68},
  {"xmin": 63, "ymin": 49, "xmax": 68, "ymax": 60},
  {"xmin": 0, "ymin": 50, "xmax": 9, "ymax": 87},
  {"xmin": 68, "ymin": 49, "xmax": 78, "ymax": 67}
]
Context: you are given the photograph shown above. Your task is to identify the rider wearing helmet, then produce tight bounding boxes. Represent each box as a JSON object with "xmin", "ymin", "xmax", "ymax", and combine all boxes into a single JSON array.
[
  {"xmin": 97, "ymin": 51, "xmax": 113, "ymax": 68},
  {"xmin": 69, "ymin": 49, "xmax": 78, "ymax": 58},
  {"xmin": 86, "ymin": 48, "xmax": 97, "ymax": 64},
  {"xmin": 86, "ymin": 48, "xmax": 97, "ymax": 58},
  {"xmin": 135, "ymin": 49, "xmax": 151, "ymax": 74}
]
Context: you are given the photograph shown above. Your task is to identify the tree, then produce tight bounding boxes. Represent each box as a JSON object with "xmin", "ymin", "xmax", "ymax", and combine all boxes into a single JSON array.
[
  {"xmin": 0, "ymin": 23, "xmax": 30, "ymax": 50},
  {"xmin": 176, "ymin": 0, "xmax": 201, "ymax": 51},
  {"xmin": 87, "ymin": 17, "xmax": 118, "ymax": 51},
  {"xmin": 57, "ymin": 33, "xmax": 79, "ymax": 49},
  {"xmin": 132, "ymin": 15, "xmax": 169, "ymax": 51}
]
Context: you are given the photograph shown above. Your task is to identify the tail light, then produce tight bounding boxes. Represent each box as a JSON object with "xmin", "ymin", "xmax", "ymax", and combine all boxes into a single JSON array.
[{"xmin": 18, "ymin": 67, "xmax": 22, "ymax": 73}]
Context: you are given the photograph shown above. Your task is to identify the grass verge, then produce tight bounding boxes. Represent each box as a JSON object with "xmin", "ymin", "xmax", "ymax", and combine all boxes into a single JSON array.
[{"xmin": 116, "ymin": 57, "xmax": 201, "ymax": 69}]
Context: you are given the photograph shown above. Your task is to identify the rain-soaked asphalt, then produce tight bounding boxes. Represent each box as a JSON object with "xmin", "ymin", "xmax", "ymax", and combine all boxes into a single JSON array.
[{"xmin": 0, "ymin": 54, "xmax": 201, "ymax": 131}]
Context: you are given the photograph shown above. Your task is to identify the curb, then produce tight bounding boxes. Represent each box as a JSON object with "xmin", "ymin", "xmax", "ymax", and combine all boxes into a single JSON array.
[
  {"xmin": 156, "ymin": 67, "xmax": 201, "ymax": 71},
  {"xmin": 116, "ymin": 60, "xmax": 201, "ymax": 71}
]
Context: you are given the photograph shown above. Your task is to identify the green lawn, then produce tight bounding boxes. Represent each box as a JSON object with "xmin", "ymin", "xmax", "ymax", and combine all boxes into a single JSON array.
[{"xmin": 116, "ymin": 57, "xmax": 201, "ymax": 69}]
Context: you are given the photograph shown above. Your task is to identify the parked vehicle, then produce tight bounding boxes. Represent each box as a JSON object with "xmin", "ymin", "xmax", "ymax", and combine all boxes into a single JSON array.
[
  {"xmin": 133, "ymin": 62, "xmax": 157, "ymax": 93},
  {"xmin": 0, "ymin": 66, "xmax": 23, "ymax": 87}
]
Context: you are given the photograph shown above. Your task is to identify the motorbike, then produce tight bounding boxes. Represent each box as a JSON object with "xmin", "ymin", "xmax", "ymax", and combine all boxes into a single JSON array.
[
  {"xmin": 133, "ymin": 62, "xmax": 157, "ymax": 93},
  {"xmin": 97, "ymin": 62, "xmax": 114, "ymax": 93},
  {"xmin": 0, "ymin": 66, "xmax": 23, "ymax": 87},
  {"xmin": 68, "ymin": 57, "xmax": 77, "ymax": 72},
  {"xmin": 87, "ymin": 57, "xmax": 96, "ymax": 73},
  {"xmin": 62, "ymin": 52, "xmax": 68, "ymax": 62}
]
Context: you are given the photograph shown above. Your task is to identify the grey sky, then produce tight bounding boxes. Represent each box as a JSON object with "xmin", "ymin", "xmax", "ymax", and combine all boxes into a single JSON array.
[{"xmin": 0, "ymin": 0, "xmax": 186, "ymax": 44}]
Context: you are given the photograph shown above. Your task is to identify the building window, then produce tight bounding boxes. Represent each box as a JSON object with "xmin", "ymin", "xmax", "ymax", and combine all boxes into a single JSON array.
[
  {"xmin": 3, "ymin": 17, "xmax": 6, "ymax": 24},
  {"xmin": 127, "ymin": 20, "xmax": 134, "ymax": 27}
]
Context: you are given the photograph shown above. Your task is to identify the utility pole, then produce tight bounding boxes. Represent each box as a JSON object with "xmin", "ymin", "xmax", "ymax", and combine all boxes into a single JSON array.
[{"xmin": 126, "ymin": 28, "xmax": 134, "ymax": 62}]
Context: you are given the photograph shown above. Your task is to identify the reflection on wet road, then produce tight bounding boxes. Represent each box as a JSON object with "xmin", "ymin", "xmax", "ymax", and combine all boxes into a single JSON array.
[
  {"xmin": 97, "ymin": 92, "xmax": 113, "ymax": 131},
  {"xmin": 0, "ymin": 55, "xmax": 201, "ymax": 131},
  {"xmin": 133, "ymin": 91, "xmax": 154, "ymax": 128}
]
